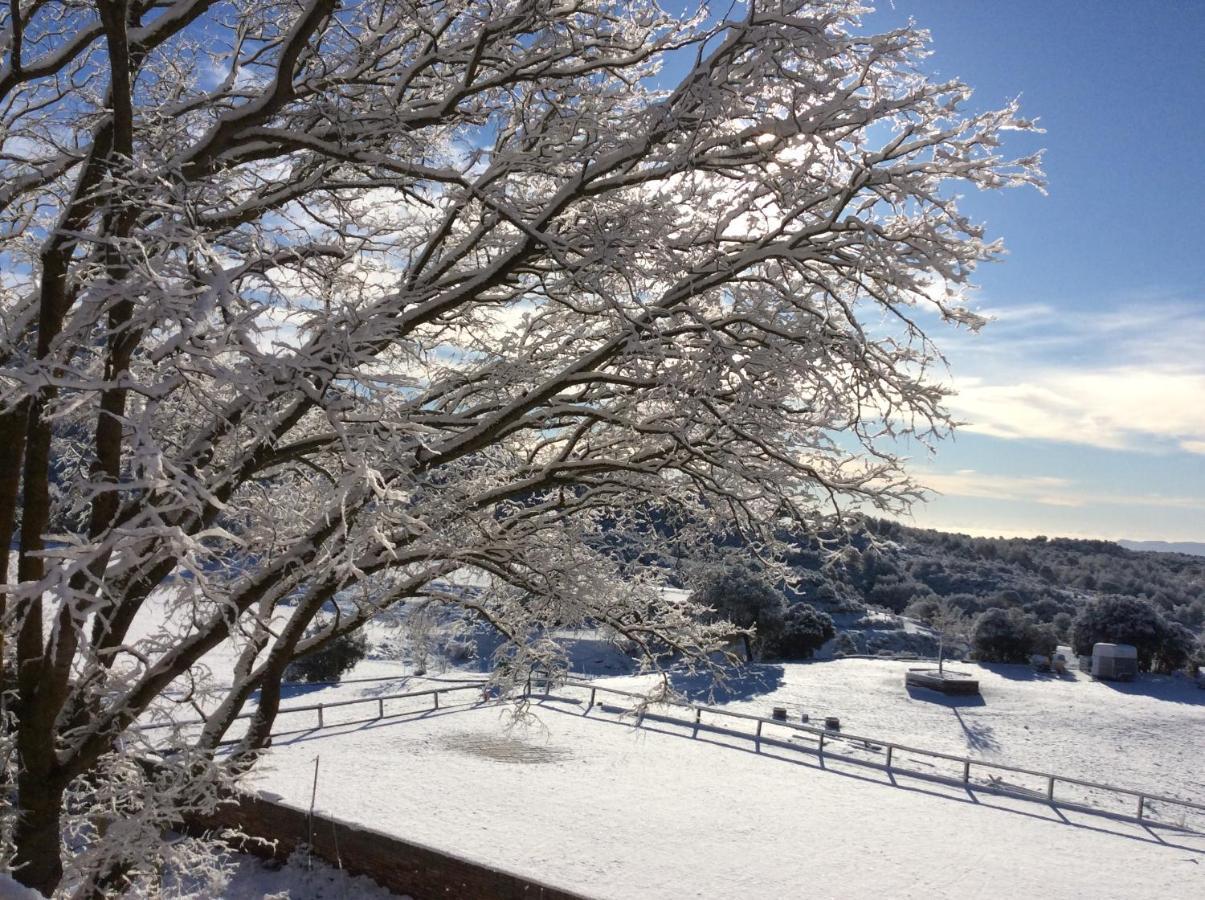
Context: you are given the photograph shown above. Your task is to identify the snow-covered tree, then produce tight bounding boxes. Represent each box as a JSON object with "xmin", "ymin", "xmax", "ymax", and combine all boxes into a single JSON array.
[
  {"xmin": 1071, "ymin": 595, "xmax": 1197, "ymax": 673},
  {"xmin": 971, "ymin": 607, "xmax": 1040, "ymax": 664},
  {"xmin": 0, "ymin": 0, "xmax": 1040, "ymax": 890},
  {"xmin": 929, "ymin": 598, "xmax": 969, "ymax": 674},
  {"xmin": 690, "ymin": 561, "xmax": 787, "ymax": 661},
  {"xmin": 770, "ymin": 603, "xmax": 835, "ymax": 660}
]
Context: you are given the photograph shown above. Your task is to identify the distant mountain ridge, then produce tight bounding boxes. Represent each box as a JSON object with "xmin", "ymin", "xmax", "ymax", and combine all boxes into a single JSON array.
[{"xmin": 1118, "ymin": 540, "xmax": 1205, "ymax": 558}]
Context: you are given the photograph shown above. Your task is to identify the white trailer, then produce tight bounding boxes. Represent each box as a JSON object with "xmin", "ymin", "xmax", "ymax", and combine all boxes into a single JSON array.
[{"xmin": 1091, "ymin": 643, "xmax": 1138, "ymax": 681}]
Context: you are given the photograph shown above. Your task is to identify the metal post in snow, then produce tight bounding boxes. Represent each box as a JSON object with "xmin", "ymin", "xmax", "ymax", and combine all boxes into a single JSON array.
[
  {"xmin": 885, "ymin": 745, "xmax": 893, "ymax": 769},
  {"xmin": 378, "ymin": 698, "xmax": 384, "ymax": 719},
  {"xmin": 963, "ymin": 759, "xmax": 971, "ymax": 783},
  {"xmin": 433, "ymin": 691, "xmax": 440, "ymax": 710},
  {"xmin": 317, "ymin": 705, "xmax": 324, "ymax": 729},
  {"xmin": 1047, "ymin": 776, "xmax": 1055, "ymax": 802},
  {"xmin": 307, "ymin": 755, "xmax": 319, "ymax": 868},
  {"xmin": 589, "ymin": 688, "xmax": 596, "ymax": 708},
  {"xmin": 1137, "ymin": 794, "xmax": 1145, "ymax": 820}
]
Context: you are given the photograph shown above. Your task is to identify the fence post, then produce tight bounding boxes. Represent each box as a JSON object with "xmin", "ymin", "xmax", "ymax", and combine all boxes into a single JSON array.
[
  {"xmin": 1047, "ymin": 776, "xmax": 1055, "ymax": 802},
  {"xmin": 695, "ymin": 708, "xmax": 702, "ymax": 725},
  {"xmin": 589, "ymin": 688, "xmax": 596, "ymax": 708},
  {"xmin": 818, "ymin": 732, "xmax": 825, "ymax": 755},
  {"xmin": 317, "ymin": 705, "xmax": 324, "ymax": 729},
  {"xmin": 378, "ymin": 698, "xmax": 384, "ymax": 719},
  {"xmin": 885, "ymin": 745, "xmax": 893, "ymax": 769},
  {"xmin": 963, "ymin": 760, "xmax": 971, "ymax": 783},
  {"xmin": 1136, "ymin": 794, "xmax": 1145, "ymax": 821},
  {"xmin": 755, "ymin": 720, "xmax": 763, "ymax": 741},
  {"xmin": 433, "ymin": 691, "xmax": 440, "ymax": 710}
]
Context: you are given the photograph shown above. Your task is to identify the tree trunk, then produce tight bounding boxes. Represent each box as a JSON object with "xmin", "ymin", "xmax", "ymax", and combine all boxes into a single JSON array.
[{"xmin": 12, "ymin": 770, "xmax": 66, "ymax": 895}]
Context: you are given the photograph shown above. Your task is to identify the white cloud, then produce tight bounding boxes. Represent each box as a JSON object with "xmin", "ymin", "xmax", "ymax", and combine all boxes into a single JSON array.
[
  {"xmin": 948, "ymin": 366, "xmax": 1205, "ymax": 453},
  {"xmin": 939, "ymin": 297, "xmax": 1205, "ymax": 454},
  {"xmin": 918, "ymin": 468, "xmax": 1205, "ymax": 511}
]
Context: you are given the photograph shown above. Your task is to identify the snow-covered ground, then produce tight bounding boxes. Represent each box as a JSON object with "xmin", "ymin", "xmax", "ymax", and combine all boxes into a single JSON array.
[
  {"xmin": 113, "ymin": 595, "xmax": 1205, "ymax": 897},
  {"xmin": 2, "ymin": 856, "xmax": 402, "ymax": 900},
  {"xmin": 245, "ymin": 699, "xmax": 1204, "ymax": 899},
  {"xmin": 181, "ymin": 854, "xmax": 404, "ymax": 900},
  {"xmin": 601, "ymin": 657, "xmax": 1205, "ymax": 808}
]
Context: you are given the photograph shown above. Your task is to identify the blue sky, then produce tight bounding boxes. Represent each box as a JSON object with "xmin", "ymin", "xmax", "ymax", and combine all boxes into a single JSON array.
[{"xmin": 843, "ymin": 1, "xmax": 1205, "ymax": 541}]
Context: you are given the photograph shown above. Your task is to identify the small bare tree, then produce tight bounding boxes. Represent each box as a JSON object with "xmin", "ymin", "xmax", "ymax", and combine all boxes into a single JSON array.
[
  {"xmin": 0, "ymin": 0, "xmax": 1040, "ymax": 890},
  {"xmin": 406, "ymin": 602, "xmax": 438, "ymax": 675},
  {"xmin": 931, "ymin": 600, "xmax": 970, "ymax": 675}
]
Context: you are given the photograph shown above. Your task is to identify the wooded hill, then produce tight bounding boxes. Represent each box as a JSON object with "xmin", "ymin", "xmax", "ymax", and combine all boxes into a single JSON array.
[{"xmin": 782, "ymin": 519, "xmax": 1205, "ymax": 639}]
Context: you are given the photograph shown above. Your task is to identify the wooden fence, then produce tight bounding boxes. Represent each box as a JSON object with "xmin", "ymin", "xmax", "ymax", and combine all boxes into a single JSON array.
[
  {"xmin": 137, "ymin": 675, "xmax": 1204, "ymax": 832},
  {"xmin": 545, "ymin": 679, "xmax": 1205, "ymax": 832},
  {"xmin": 135, "ymin": 680, "xmax": 490, "ymax": 743}
]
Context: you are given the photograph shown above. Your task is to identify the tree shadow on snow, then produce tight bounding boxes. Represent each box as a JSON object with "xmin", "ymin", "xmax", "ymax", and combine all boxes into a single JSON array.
[
  {"xmin": 952, "ymin": 707, "xmax": 1000, "ymax": 754},
  {"xmin": 975, "ymin": 662, "xmax": 1042, "ymax": 682},
  {"xmin": 536, "ymin": 704, "xmax": 1205, "ymax": 853},
  {"xmin": 1093, "ymin": 676, "xmax": 1205, "ymax": 706},
  {"xmin": 669, "ymin": 664, "xmax": 785, "ymax": 703},
  {"xmin": 904, "ymin": 685, "xmax": 986, "ymax": 708},
  {"xmin": 256, "ymin": 703, "xmax": 493, "ymax": 750},
  {"xmin": 273, "ymin": 682, "xmax": 328, "ymax": 701}
]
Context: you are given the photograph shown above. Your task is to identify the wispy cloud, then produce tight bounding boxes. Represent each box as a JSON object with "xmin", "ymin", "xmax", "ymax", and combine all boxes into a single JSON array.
[
  {"xmin": 949, "ymin": 367, "xmax": 1205, "ymax": 453},
  {"xmin": 920, "ymin": 468, "xmax": 1205, "ymax": 511},
  {"xmin": 939, "ymin": 296, "xmax": 1205, "ymax": 454}
]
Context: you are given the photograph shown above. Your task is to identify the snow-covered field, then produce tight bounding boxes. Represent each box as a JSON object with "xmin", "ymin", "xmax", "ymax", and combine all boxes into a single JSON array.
[
  {"xmin": 245, "ymin": 696, "xmax": 1204, "ymax": 899},
  {"xmin": 119, "ymin": 594, "xmax": 1205, "ymax": 898},
  {"xmin": 603, "ymin": 656, "xmax": 1205, "ymax": 807},
  {"xmin": 247, "ymin": 655, "xmax": 1205, "ymax": 810}
]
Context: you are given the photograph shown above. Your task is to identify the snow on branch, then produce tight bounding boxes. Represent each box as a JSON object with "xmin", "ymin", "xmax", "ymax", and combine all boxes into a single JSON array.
[{"xmin": 0, "ymin": 1, "xmax": 1041, "ymax": 891}]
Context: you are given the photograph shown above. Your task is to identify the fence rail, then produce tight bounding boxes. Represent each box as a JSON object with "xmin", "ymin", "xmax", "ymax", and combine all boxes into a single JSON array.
[
  {"xmin": 548, "ymin": 679, "xmax": 1205, "ymax": 829},
  {"xmin": 136, "ymin": 674, "xmax": 1203, "ymax": 831},
  {"xmin": 135, "ymin": 680, "xmax": 489, "ymax": 739}
]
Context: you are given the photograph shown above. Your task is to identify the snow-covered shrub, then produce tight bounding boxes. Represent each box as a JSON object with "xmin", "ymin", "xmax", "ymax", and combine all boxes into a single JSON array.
[
  {"xmin": 903, "ymin": 596, "xmax": 941, "ymax": 623},
  {"xmin": 690, "ymin": 563, "xmax": 787, "ymax": 661},
  {"xmin": 1052, "ymin": 611, "xmax": 1074, "ymax": 641},
  {"xmin": 444, "ymin": 638, "xmax": 477, "ymax": 664},
  {"xmin": 1029, "ymin": 623, "xmax": 1059, "ymax": 659},
  {"xmin": 831, "ymin": 595, "xmax": 869, "ymax": 615},
  {"xmin": 853, "ymin": 615, "xmax": 892, "ymax": 630},
  {"xmin": 1070, "ymin": 595, "xmax": 1195, "ymax": 672},
  {"xmin": 284, "ymin": 629, "xmax": 369, "ymax": 684},
  {"xmin": 833, "ymin": 632, "xmax": 859, "ymax": 656},
  {"xmin": 971, "ymin": 608, "xmax": 1044, "ymax": 663},
  {"xmin": 57, "ymin": 752, "xmax": 239, "ymax": 897},
  {"xmin": 768, "ymin": 605, "xmax": 836, "ymax": 660},
  {"xmin": 1154, "ymin": 622, "xmax": 1198, "ymax": 674}
]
